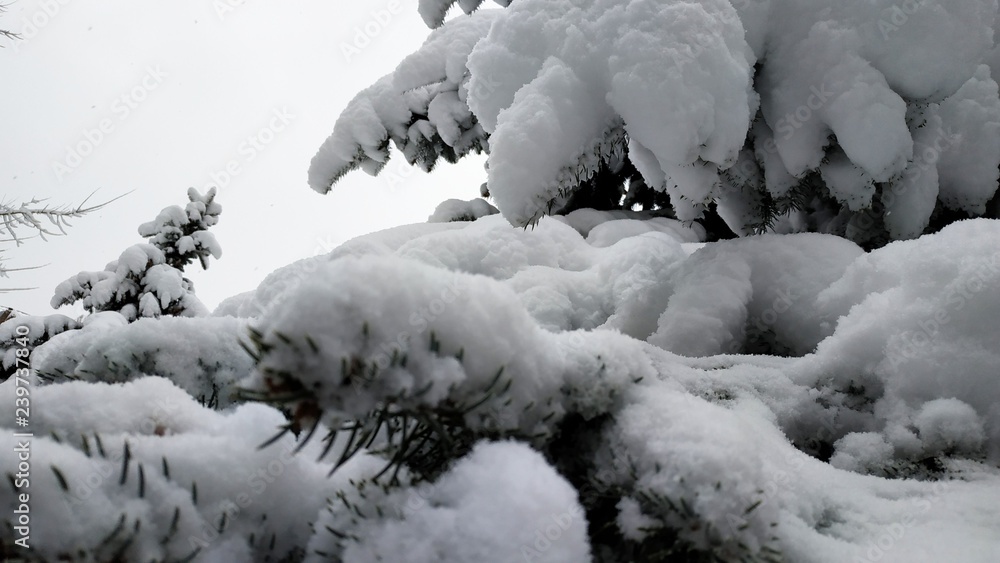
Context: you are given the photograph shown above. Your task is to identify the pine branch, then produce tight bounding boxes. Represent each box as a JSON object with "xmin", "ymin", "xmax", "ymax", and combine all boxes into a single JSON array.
[
  {"xmin": 0, "ymin": 191, "xmax": 127, "ymax": 244},
  {"xmin": 0, "ymin": 191, "xmax": 127, "ymax": 290},
  {"xmin": 0, "ymin": 2, "xmax": 18, "ymax": 43}
]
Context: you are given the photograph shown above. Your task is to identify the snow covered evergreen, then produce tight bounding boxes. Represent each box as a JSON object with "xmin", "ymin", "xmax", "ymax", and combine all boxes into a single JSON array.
[
  {"xmin": 312, "ymin": 0, "xmax": 1000, "ymax": 245},
  {"xmin": 4, "ymin": 2, "xmax": 1000, "ymax": 562},
  {"xmin": 50, "ymin": 188, "xmax": 221, "ymax": 321},
  {"xmin": 0, "ymin": 188, "xmax": 222, "ymax": 385}
]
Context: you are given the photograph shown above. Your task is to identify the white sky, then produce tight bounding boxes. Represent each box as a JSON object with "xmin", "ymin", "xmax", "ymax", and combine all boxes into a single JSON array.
[{"xmin": 0, "ymin": 0, "xmax": 486, "ymax": 315}]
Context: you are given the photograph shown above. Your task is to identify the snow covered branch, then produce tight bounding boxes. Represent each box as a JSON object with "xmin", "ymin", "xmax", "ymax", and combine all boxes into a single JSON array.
[
  {"xmin": 0, "ymin": 192, "xmax": 122, "ymax": 291},
  {"xmin": 0, "ymin": 2, "xmax": 17, "ymax": 43},
  {"xmin": 312, "ymin": 0, "xmax": 1000, "ymax": 245},
  {"xmin": 418, "ymin": 0, "xmax": 513, "ymax": 28},
  {"xmin": 0, "ymin": 193, "xmax": 116, "ymax": 246}
]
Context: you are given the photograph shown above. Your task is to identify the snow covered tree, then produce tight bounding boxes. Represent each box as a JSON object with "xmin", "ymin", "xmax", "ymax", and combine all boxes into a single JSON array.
[
  {"xmin": 138, "ymin": 187, "xmax": 222, "ymax": 271},
  {"xmin": 51, "ymin": 188, "xmax": 221, "ymax": 321},
  {"xmin": 5, "ymin": 3, "xmax": 1000, "ymax": 562},
  {"xmin": 312, "ymin": 0, "xmax": 1000, "ymax": 247},
  {"xmin": 0, "ymin": 193, "xmax": 120, "ymax": 380}
]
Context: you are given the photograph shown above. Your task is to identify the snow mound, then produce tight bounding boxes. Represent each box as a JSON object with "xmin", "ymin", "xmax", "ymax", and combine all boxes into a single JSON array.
[
  {"xmin": 650, "ymin": 233, "xmax": 864, "ymax": 356},
  {"xmin": 427, "ymin": 197, "xmax": 498, "ymax": 222},
  {"xmin": 228, "ymin": 214, "xmax": 1000, "ymax": 561},
  {"xmin": 796, "ymin": 219, "xmax": 1000, "ymax": 463},
  {"xmin": 13, "ymin": 212, "xmax": 1000, "ymax": 561},
  {"xmin": 308, "ymin": 441, "xmax": 590, "ymax": 563},
  {"xmin": 0, "ymin": 376, "xmax": 376, "ymax": 562}
]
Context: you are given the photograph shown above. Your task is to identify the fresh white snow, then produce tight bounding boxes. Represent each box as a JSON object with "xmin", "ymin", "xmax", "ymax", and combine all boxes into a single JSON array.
[{"xmin": 5, "ymin": 1, "xmax": 1000, "ymax": 561}]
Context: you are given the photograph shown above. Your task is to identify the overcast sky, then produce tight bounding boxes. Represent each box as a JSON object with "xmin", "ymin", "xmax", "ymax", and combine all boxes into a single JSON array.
[{"xmin": 1, "ymin": 0, "xmax": 486, "ymax": 315}]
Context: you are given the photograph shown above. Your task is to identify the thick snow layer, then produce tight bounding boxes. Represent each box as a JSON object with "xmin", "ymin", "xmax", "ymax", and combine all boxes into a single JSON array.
[
  {"xmin": 309, "ymin": 441, "xmax": 591, "ymax": 563},
  {"xmin": 417, "ymin": 0, "xmax": 510, "ymax": 28},
  {"xmin": 427, "ymin": 197, "xmax": 498, "ymax": 222},
  {"xmin": 465, "ymin": 0, "xmax": 755, "ymax": 223},
  {"xmin": 798, "ymin": 219, "xmax": 1000, "ymax": 462},
  {"xmin": 0, "ymin": 377, "xmax": 381, "ymax": 562},
  {"xmin": 313, "ymin": 0, "xmax": 1000, "ymax": 240},
  {"xmin": 228, "ymin": 214, "xmax": 1000, "ymax": 561},
  {"xmin": 308, "ymin": 12, "xmax": 495, "ymax": 193},
  {"xmin": 649, "ymin": 233, "xmax": 864, "ymax": 356},
  {"xmin": 31, "ymin": 315, "xmax": 254, "ymax": 407},
  {"xmin": 245, "ymin": 214, "xmax": 697, "ymax": 340},
  {"xmin": 11, "ymin": 212, "xmax": 1000, "ymax": 561},
  {"xmin": 51, "ymin": 243, "xmax": 208, "ymax": 321},
  {"xmin": 484, "ymin": 57, "xmax": 622, "ymax": 225},
  {"xmin": 223, "ymin": 221, "xmax": 467, "ymax": 319},
  {"xmin": 245, "ymin": 253, "xmax": 572, "ymax": 436}
]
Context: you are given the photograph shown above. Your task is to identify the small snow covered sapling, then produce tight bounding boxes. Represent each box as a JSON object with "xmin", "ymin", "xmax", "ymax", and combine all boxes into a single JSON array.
[
  {"xmin": 51, "ymin": 188, "xmax": 222, "ymax": 321},
  {"xmin": 20, "ymin": 189, "xmax": 234, "ymax": 394},
  {"xmin": 138, "ymin": 187, "xmax": 222, "ymax": 271}
]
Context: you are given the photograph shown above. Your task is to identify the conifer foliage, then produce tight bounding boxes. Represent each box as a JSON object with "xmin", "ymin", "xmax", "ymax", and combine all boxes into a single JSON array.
[
  {"xmin": 313, "ymin": 0, "xmax": 1000, "ymax": 246},
  {"xmin": 4, "ymin": 3, "xmax": 1000, "ymax": 562},
  {"xmin": 51, "ymin": 188, "xmax": 221, "ymax": 321},
  {"xmin": 418, "ymin": 0, "xmax": 513, "ymax": 28}
]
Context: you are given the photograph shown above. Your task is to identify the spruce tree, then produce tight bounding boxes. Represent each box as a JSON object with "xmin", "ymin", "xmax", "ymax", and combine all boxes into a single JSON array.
[{"xmin": 51, "ymin": 188, "xmax": 221, "ymax": 321}]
